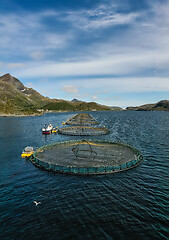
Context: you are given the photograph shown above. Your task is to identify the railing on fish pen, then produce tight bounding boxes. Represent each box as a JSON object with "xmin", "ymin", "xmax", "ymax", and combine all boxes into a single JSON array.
[{"xmin": 30, "ymin": 140, "xmax": 143, "ymax": 175}]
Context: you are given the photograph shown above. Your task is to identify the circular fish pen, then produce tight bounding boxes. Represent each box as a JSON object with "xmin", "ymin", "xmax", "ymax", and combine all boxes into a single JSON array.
[
  {"xmin": 66, "ymin": 113, "xmax": 99, "ymax": 125},
  {"xmin": 66, "ymin": 120, "xmax": 99, "ymax": 126},
  {"xmin": 31, "ymin": 140, "xmax": 143, "ymax": 175},
  {"xmin": 58, "ymin": 126, "xmax": 110, "ymax": 136}
]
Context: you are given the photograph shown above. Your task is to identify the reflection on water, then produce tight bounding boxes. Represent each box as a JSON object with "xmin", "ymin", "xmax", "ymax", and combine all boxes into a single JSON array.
[{"xmin": 0, "ymin": 111, "xmax": 169, "ymax": 240}]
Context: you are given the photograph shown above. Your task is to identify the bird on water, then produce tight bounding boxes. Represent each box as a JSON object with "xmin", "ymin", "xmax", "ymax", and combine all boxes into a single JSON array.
[{"xmin": 33, "ymin": 201, "xmax": 41, "ymax": 206}]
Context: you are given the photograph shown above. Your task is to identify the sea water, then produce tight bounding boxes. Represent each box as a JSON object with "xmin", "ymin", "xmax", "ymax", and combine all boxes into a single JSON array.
[{"xmin": 0, "ymin": 111, "xmax": 169, "ymax": 240}]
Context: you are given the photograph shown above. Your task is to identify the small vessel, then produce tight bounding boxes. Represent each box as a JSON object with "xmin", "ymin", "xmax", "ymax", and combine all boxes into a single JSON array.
[
  {"xmin": 21, "ymin": 146, "xmax": 34, "ymax": 158},
  {"xmin": 42, "ymin": 124, "xmax": 53, "ymax": 134},
  {"xmin": 52, "ymin": 127, "xmax": 58, "ymax": 133}
]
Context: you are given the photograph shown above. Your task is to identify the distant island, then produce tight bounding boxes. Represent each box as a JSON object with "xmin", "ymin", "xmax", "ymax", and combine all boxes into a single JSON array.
[
  {"xmin": 0, "ymin": 73, "xmax": 168, "ymax": 116},
  {"xmin": 126, "ymin": 100, "xmax": 169, "ymax": 111}
]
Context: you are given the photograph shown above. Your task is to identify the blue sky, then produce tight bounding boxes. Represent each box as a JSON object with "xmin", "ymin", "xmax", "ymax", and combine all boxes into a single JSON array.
[{"xmin": 0, "ymin": 0, "xmax": 169, "ymax": 108}]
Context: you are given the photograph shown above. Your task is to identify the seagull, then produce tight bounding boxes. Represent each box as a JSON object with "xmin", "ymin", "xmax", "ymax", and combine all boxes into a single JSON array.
[{"xmin": 33, "ymin": 201, "xmax": 41, "ymax": 206}]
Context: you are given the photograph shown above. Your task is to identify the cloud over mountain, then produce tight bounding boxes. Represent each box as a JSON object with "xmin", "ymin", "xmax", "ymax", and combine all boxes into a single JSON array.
[{"xmin": 0, "ymin": 0, "xmax": 169, "ymax": 107}]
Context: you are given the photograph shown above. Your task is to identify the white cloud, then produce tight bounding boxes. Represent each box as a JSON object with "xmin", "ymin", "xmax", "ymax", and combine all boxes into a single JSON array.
[
  {"xmin": 0, "ymin": 10, "xmax": 72, "ymax": 59},
  {"xmin": 80, "ymin": 77, "xmax": 169, "ymax": 92},
  {"xmin": 25, "ymin": 82, "xmax": 34, "ymax": 88},
  {"xmin": 30, "ymin": 52, "xmax": 44, "ymax": 60},
  {"xmin": 43, "ymin": 33, "xmax": 73, "ymax": 50},
  {"xmin": 92, "ymin": 95, "xmax": 98, "ymax": 100},
  {"xmin": 62, "ymin": 85, "xmax": 79, "ymax": 94},
  {"xmin": 25, "ymin": 76, "xmax": 169, "ymax": 98},
  {"xmin": 7, "ymin": 63, "xmax": 25, "ymax": 68},
  {"xmin": 14, "ymin": 47, "xmax": 169, "ymax": 77},
  {"xmin": 1, "ymin": 0, "xmax": 169, "ymax": 109},
  {"xmin": 64, "ymin": 4, "xmax": 139, "ymax": 30},
  {"xmin": 10, "ymin": 1, "xmax": 169, "ymax": 80},
  {"xmin": 84, "ymin": 13, "xmax": 139, "ymax": 29},
  {"xmin": 20, "ymin": 74, "xmax": 168, "ymax": 108},
  {"xmin": 68, "ymin": 77, "xmax": 169, "ymax": 93}
]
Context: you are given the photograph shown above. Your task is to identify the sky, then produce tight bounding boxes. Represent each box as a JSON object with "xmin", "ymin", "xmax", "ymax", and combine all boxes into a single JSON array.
[{"xmin": 0, "ymin": 0, "xmax": 169, "ymax": 108}]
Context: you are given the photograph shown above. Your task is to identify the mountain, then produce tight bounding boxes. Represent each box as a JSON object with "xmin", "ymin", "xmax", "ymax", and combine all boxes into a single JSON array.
[
  {"xmin": 155, "ymin": 100, "xmax": 169, "ymax": 110},
  {"xmin": 109, "ymin": 106, "xmax": 123, "ymax": 111},
  {"xmin": 1, "ymin": 74, "xmax": 168, "ymax": 115},
  {"xmin": 71, "ymin": 98, "xmax": 84, "ymax": 103},
  {"xmin": 42, "ymin": 101, "xmax": 112, "ymax": 112},
  {"xmin": 0, "ymin": 73, "xmax": 50, "ymax": 115},
  {"xmin": 0, "ymin": 74, "xmax": 112, "ymax": 115},
  {"xmin": 126, "ymin": 100, "xmax": 169, "ymax": 111}
]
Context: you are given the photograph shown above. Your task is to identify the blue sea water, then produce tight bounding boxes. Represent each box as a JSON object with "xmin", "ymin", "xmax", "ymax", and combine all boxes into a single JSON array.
[{"xmin": 0, "ymin": 111, "xmax": 169, "ymax": 240}]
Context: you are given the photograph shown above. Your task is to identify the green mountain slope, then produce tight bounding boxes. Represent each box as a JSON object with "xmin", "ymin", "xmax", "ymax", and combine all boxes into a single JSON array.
[
  {"xmin": 0, "ymin": 74, "xmax": 112, "ymax": 114},
  {"xmin": 1, "ymin": 74, "xmax": 168, "ymax": 115},
  {"xmin": 43, "ymin": 101, "xmax": 111, "ymax": 111},
  {"xmin": 0, "ymin": 73, "xmax": 49, "ymax": 114}
]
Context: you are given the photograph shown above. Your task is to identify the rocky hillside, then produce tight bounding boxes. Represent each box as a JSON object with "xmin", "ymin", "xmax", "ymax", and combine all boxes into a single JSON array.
[
  {"xmin": 0, "ymin": 74, "xmax": 56, "ymax": 114},
  {"xmin": 126, "ymin": 100, "xmax": 169, "ymax": 111},
  {"xmin": 0, "ymin": 74, "xmax": 112, "ymax": 115}
]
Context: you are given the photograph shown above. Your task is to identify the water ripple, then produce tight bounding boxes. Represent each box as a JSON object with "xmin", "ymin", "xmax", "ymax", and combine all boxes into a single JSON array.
[{"xmin": 0, "ymin": 111, "xmax": 169, "ymax": 240}]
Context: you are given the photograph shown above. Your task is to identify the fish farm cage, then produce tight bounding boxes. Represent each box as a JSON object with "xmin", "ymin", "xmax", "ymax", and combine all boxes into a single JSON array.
[
  {"xmin": 66, "ymin": 113, "xmax": 99, "ymax": 125},
  {"xmin": 58, "ymin": 126, "xmax": 110, "ymax": 136},
  {"xmin": 30, "ymin": 140, "xmax": 143, "ymax": 175}
]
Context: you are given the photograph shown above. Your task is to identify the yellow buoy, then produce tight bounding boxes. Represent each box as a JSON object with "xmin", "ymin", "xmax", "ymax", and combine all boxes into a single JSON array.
[
  {"xmin": 21, "ymin": 152, "xmax": 34, "ymax": 158},
  {"xmin": 52, "ymin": 129, "xmax": 57, "ymax": 133},
  {"xmin": 21, "ymin": 146, "xmax": 34, "ymax": 158}
]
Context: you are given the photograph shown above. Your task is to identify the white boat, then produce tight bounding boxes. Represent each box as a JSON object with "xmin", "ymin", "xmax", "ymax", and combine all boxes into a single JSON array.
[{"xmin": 42, "ymin": 124, "xmax": 53, "ymax": 134}]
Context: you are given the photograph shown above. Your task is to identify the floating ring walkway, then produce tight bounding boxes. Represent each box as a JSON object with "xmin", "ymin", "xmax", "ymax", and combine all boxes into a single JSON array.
[
  {"xmin": 31, "ymin": 140, "xmax": 143, "ymax": 175},
  {"xmin": 58, "ymin": 126, "xmax": 110, "ymax": 136},
  {"xmin": 66, "ymin": 113, "xmax": 99, "ymax": 125}
]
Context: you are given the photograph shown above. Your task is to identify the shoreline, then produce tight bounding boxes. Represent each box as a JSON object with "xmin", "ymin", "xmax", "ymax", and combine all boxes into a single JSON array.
[
  {"xmin": 0, "ymin": 109, "xmax": 168, "ymax": 117},
  {"xmin": 0, "ymin": 111, "xmax": 73, "ymax": 117},
  {"xmin": 0, "ymin": 111, "xmax": 80, "ymax": 117},
  {"xmin": 0, "ymin": 113, "xmax": 43, "ymax": 117},
  {"xmin": 0, "ymin": 109, "xmax": 116, "ymax": 117}
]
